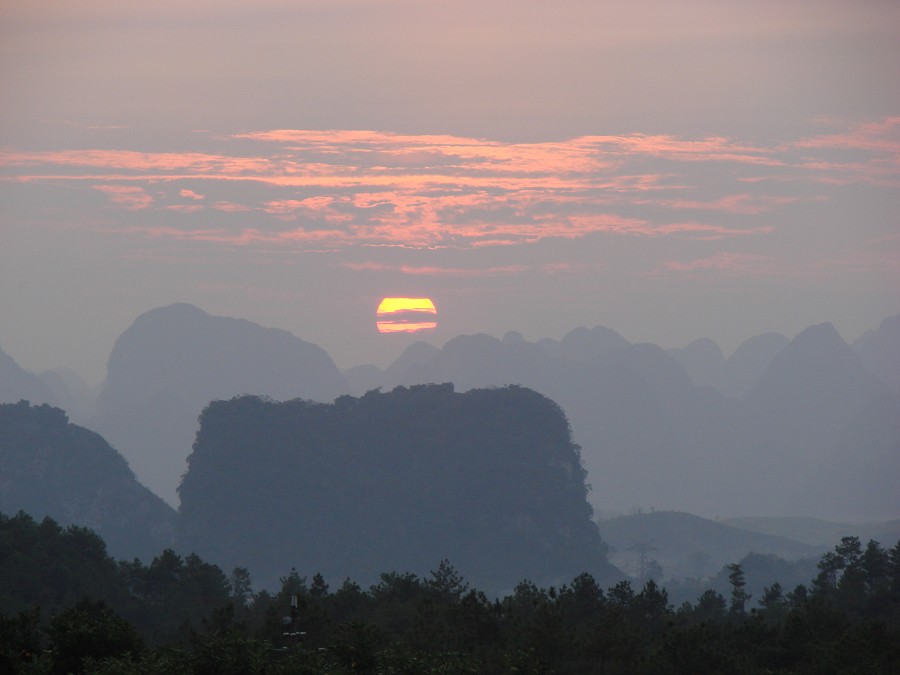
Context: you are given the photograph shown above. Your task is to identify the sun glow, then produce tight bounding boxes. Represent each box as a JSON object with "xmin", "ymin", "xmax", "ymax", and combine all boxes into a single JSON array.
[{"xmin": 376, "ymin": 297, "xmax": 437, "ymax": 334}]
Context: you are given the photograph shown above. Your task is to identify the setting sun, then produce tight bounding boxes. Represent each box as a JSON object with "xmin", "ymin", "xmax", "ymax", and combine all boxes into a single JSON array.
[{"xmin": 376, "ymin": 297, "xmax": 437, "ymax": 334}]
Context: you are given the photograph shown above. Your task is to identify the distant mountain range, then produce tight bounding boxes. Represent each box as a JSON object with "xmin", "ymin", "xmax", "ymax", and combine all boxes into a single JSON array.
[
  {"xmin": 595, "ymin": 510, "xmax": 825, "ymax": 581},
  {"xmin": 2, "ymin": 304, "xmax": 898, "ymax": 522},
  {"xmin": 346, "ymin": 317, "xmax": 900, "ymax": 521}
]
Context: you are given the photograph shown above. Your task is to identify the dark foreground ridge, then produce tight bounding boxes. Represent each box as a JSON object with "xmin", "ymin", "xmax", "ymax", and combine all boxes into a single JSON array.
[
  {"xmin": 2, "ymin": 511, "xmax": 899, "ymax": 674},
  {"xmin": 177, "ymin": 384, "xmax": 617, "ymax": 592}
]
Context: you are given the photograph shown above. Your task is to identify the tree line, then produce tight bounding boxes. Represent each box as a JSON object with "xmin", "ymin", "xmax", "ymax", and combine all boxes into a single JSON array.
[{"xmin": 1, "ymin": 510, "xmax": 899, "ymax": 674}]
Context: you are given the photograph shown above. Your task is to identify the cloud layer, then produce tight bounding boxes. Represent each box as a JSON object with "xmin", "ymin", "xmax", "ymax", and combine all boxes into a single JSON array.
[{"xmin": 3, "ymin": 119, "xmax": 897, "ymax": 279}]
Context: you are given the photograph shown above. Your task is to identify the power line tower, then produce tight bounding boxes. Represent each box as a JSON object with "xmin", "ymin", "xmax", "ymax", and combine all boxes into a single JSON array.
[{"xmin": 626, "ymin": 539, "xmax": 658, "ymax": 581}]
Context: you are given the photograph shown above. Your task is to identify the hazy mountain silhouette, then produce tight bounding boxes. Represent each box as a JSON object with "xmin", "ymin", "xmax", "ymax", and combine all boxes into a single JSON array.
[
  {"xmin": 739, "ymin": 323, "xmax": 895, "ymax": 516},
  {"xmin": 177, "ymin": 385, "xmax": 619, "ymax": 592},
  {"xmin": 38, "ymin": 368, "xmax": 96, "ymax": 422},
  {"xmin": 351, "ymin": 317, "xmax": 899, "ymax": 521},
  {"xmin": 0, "ymin": 347, "xmax": 96, "ymax": 421},
  {"xmin": 88, "ymin": 303, "xmax": 348, "ymax": 505},
  {"xmin": 0, "ymin": 401, "xmax": 175, "ymax": 560},
  {"xmin": 596, "ymin": 510, "xmax": 823, "ymax": 580},
  {"xmin": 554, "ymin": 325, "xmax": 631, "ymax": 362},
  {"xmin": 0, "ymin": 345, "xmax": 55, "ymax": 406},
  {"xmin": 853, "ymin": 312, "xmax": 900, "ymax": 394},
  {"xmin": 365, "ymin": 333, "xmax": 748, "ymax": 516},
  {"xmin": 805, "ymin": 392, "xmax": 900, "ymax": 520},
  {"xmin": 665, "ymin": 332, "xmax": 790, "ymax": 398},
  {"xmin": 723, "ymin": 515, "xmax": 900, "ymax": 548},
  {"xmin": 666, "ymin": 338, "xmax": 726, "ymax": 389},
  {"xmin": 744, "ymin": 323, "xmax": 889, "ymax": 456},
  {"xmin": 714, "ymin": 331, "xmax": 789, "ymax": 398}
]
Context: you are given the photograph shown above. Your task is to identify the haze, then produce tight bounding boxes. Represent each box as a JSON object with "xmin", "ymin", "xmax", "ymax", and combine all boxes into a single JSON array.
[{"xmin": 1, "ymin": 0, "xmax": 897, "ymax": 384}]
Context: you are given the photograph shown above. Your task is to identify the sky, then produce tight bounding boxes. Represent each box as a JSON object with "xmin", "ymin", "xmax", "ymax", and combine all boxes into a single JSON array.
[{"xmin": 1, "ymin": 0, "xmax": 899, "ymax": 385}]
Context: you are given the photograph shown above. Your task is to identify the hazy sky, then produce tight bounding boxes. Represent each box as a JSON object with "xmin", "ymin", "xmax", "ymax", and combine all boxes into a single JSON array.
[{"xmin": 2, "ymin": 0, "xmax": 898, "ymax": 384}]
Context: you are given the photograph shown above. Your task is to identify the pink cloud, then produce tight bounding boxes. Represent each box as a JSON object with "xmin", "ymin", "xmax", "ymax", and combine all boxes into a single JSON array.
[
  {"xmin": 793, "ymin": 117, "xmax": 900, "ymax": 154},
  {"xmin": 93, "ymin": 184, "xmax": 153, "ymax": 210},
  {"xmin": 343, "ymin": 262, "xmax": 528, "ymax": 276},
  {"xmin": 659, "ymin": 250, "xmax": 899, "ymax": 279},
  {"xmin": 212, "ymin": 201, "xmax": 252, "ymax": 213},
  {"xmin": 654, "ymin": 193, "xmax": 800, "ymax": 214},
  {"xmin": 661, "ymin": 252, "xmax": 782, "ymax": 275},
  {"xmin": 165, "ymin": 204, "xmax": 204, "ymax": 213},
  {"xmin": 5, "ymin": 117, "xmax": 896, "ymax": 252}
]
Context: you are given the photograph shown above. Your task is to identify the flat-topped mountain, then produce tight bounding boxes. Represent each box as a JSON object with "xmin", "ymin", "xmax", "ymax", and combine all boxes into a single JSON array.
[{"xmin": 177, "ymin": 385, "xmax": 619, "ymax": 592}]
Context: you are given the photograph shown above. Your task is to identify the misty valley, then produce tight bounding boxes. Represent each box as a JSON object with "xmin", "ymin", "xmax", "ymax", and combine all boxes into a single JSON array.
[{"xmin": 1, "ymin": 304, "xmax": 899, "ymax": 673}]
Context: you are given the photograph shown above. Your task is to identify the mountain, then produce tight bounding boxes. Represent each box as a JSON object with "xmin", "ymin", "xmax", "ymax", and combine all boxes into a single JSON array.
[
  {"xmin": 0, "ymin": 345, "xmax": 55, "ymax": 406},
  {"xmin": 595, "ymin": 511, "xmax": 824, "ymax": 580},
  {"xmin": 353, "ymin": 318, "xmax": 900, "ymax": 521},
  {"xmin": 366, "ymin": 332, "xmax": 748, "ymax": 517},
  {"xmin": 667, "ymin": 338, "xmax": 726, "ymax": 389},
  {"xmin": 177, "ymin": 385, "xmax": 620, "ymax": 592},
  {"xmin": 853, "ymin": 312, "xmax": 900, "ymax": 394},
  {"xmin": 555, "ymin": 325, "xmax": 631, "ymax": 362},
  {"xmin": 722, "ymin": 516, "xmax": 900, "ymax": 548},
  {"xmin": 807, "ymin": 393, "xmax": 900, "ymax": 520},
  {"xmin": 88, "ymin": 303, "xmax": 348, "ymax": 505},
  {"xmin": 714, "ymin": 332, "xmax": 789, "ymax": 398},
  {"xmin": 0, "ymin": 345, "xmax": 97, "ymax": 422},
  {"xmin": 38, "ymin": 367, "xmax": 96, "ymax": 422},
  {"xmin": 0, "ymin": 401, "xmax": 175, "ymax": 561},
  {"xmin": 744, "ymin": 323, "xmax": 900, "ymax": 519}
]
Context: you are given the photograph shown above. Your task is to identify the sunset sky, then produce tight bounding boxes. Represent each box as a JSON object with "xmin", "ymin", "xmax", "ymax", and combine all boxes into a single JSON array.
[{"xmin": 2, "ymin": 0, "xmax": 898, "ymax": 384}]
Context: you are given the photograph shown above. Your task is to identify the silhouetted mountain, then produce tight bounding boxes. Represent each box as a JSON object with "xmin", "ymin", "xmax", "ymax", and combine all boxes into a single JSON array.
[
  {"xmin": 0, "ymin": 345, "xmax": 55, "ymax": 405},
  {"xmin": 381, "ymin": 340, "xmax": 441, "ymax": 389},
  {"xmin": 556, "ymin": 325, "xmax": 631, "ymax": 362},
  {"xmin": 667, "ymin": 338, "xmax": 725, "ymax": 389},
  {"xmin": 38, "ymin": 367, "xmax": 96, "ymax": 422},
  {"xmin": 853, "ymin": 312, "xmax": 900, "ymax": 394},
  {"xmin": 356, "ymin": 318, "xmax": 900, "ymax": 521},
  {"xmin": 0, "ymin": 401, "xmax": 175, "ymax": 560},
  {"xmin": 596, "ymin": 511, "xmax": 823, "ymax": 580},
  {"xmin": 177, "ymin": 385, "xmax": 620, "ymax": 592},
  {"xmin": 745, "ymin": 323, "xmax": 889, "ymax": 456},
  {"xmin": 740, "ymin": 323, "xmax": 895, "ymax": 515},
  {"xmin": 723, "ymin": 515, "xmax": 900, "ymax": 548},
  {"xmin": 343, "ymin": 363, "xmax": 384, "ymax": 396},
  {"xmin": 88, "ymin": 303, "xmax": 348, "ymax": 505},
  {"xmin": 714, "ymin": 331, "xmax": 789, "ymax": 398},
  {"xmin": 0, "ymin": 347, "xmax": 96, "ymax": 421},
  {"xmin": 372, "ymin": 333, "xmax": 749, "ymax": 517},
  {"xmin": 807, "ymin": 393, "xmax": 900, "ymax": 520}
]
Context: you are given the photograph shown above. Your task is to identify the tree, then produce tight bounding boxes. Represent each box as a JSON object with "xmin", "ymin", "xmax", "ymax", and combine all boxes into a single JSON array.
[
  {"xmin": 45, "ymin": 600, "xmax": 143, "ymax": 675},
  {"xmin": 229, "ymin": 567, "xmax": 254, "ymax": 608},
  {"xmin": 727, "ymin": 563, "xmax": 750, "ymax": 615},
  {"xmin": 424, "ymin": 559, "xmax": 469, "ymax": 603}
]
